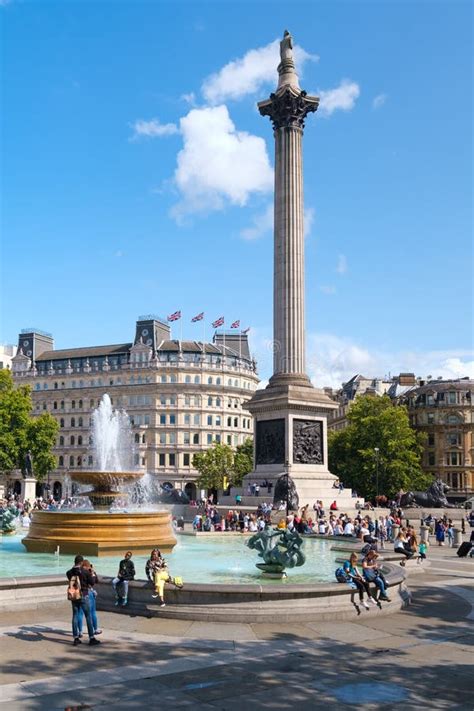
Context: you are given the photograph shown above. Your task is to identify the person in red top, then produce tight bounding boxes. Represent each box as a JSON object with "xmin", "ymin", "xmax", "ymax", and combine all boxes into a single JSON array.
[{"xmin": 330, "ymin": 501, "xmax": 338, "ymax": 511}]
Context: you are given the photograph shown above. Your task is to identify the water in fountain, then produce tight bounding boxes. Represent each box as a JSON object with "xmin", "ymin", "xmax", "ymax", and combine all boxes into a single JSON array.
[{"xmin": 92, "ymin": 394, "xmax": 135, "ymax": 472}]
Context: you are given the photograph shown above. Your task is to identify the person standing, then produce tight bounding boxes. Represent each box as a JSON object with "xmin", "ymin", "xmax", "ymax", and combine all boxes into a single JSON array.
[
  {"xmin": 112, "ymin": 551, "xmax": 135, "ymax": 606},
  {"xmin": 77, "ymin": 560, "xmax": 102, "ymax": 637},
  {"xmin": 66, "ymin": 554, "xmax": 101, "ymax": 647}
]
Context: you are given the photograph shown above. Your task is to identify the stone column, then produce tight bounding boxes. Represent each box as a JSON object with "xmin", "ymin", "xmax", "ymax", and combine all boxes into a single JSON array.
[{"xmin": 258, "ymin": 50, "xmax": 318, "ymax": 383}]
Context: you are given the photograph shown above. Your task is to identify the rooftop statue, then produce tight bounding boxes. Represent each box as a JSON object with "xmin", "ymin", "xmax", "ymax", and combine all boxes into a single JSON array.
[{"xmin": 280, "ymin": 30, "xmax": 294, "ymax": 62}]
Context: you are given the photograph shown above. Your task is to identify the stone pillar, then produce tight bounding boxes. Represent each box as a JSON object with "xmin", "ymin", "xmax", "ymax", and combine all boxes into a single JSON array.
[
  {"xmin": 21, "ymin": 478, "xmax": 37, "ymax": 503},
  {"xmin": 419, "ymin": 525, "xmax": 429, "ymax": 543},
  {"xmin": 453, "ymin": 528, "xmax": 463, "ymax": 546}
]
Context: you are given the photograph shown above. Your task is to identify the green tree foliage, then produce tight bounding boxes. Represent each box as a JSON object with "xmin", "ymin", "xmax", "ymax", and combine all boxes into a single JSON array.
[
  {"xmin": 328, "ymin": 394, "xmax": 429, "ymax": 499},
  {"xmin": 0, "ymin": 370, "xmax": 59, "ymax": 481},
  {"xmin": 192, "ymin": 442, "xmax": 235, "ymax": 490},
  {"xmin": 233, "ymin": 438, "xmax": 254, "ymax": 486}
]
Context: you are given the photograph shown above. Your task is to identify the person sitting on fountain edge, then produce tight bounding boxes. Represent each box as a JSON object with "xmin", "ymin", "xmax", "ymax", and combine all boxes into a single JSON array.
[
  {"xmin": 112, "ymin": 551, "xmax": 135, "ymax": 607},
  {"xmin": 146, "ymin": 548, "xmax": 183, "ymax": 607}
]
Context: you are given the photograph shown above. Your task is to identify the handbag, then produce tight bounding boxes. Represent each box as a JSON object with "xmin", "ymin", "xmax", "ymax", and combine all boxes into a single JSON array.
[{"xmin": 67, "ymin": 574, "xmax": 82, "ymax": 601}]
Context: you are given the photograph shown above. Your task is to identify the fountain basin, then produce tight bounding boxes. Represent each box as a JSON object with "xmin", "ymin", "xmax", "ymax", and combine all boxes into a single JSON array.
[{"xmin": 22, "ymin": 510, "xmax": 177, "ymax": 557}]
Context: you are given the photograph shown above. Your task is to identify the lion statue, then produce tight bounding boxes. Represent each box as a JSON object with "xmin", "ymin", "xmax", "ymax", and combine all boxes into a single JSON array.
[
  {"xmin": 400, "ymin": 479, "xmax": 453, "ymax": 508},
  {"xmin": 273, "ymin": 474, "xmax": 299, "ymax": 511}
]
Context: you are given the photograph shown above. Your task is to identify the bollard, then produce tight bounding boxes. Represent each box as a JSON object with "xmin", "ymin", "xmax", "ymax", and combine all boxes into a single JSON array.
[
  {"xmin": 453, "ymin": 528, "xmax": 463, "ymax": 546},
  {"xmin": 420, "ymin": 525, "xmax": 429, "ymax": 543}
]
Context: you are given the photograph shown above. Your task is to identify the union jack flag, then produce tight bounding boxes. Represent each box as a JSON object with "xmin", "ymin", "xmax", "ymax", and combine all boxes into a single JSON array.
[
  {"xmin": 192, "ymin": 312, "xmax": 204, "ymax": 322},
  {"xmin": 231, "ymin": 320, "xmax": 240, "ymax": 329},
  {"xmin": 242, "ymin": 327, "xmax": 250, "ymax": 334},
  {"xmin": 167, "ymin": 310, "xmax": 181, "ymax": 322},
  {"xmin": 212, "ymin": 316, "xmax": 224, "ymax": 329}
]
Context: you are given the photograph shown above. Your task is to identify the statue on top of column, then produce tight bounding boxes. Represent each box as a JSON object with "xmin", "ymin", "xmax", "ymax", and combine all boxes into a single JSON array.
[{"xmin": 280, "ymin": 30, "xmax": 294, "ymax": 62}]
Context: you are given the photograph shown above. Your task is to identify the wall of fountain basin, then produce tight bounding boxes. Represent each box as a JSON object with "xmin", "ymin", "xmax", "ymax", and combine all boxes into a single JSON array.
[{"xmin": 0, "ymin": 562, "xmax": 409, "ymax": 622}]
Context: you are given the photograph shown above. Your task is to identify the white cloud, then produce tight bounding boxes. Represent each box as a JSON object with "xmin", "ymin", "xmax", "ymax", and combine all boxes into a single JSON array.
[
  {"xmin": 319, "ymin": 80, "xmax": 360, "ymax": 117},
  {"xmin": 181, "ymin": 92, "xmax": 196, "ymax": 106},
  {"xmin": 171, "ymin": 105, "xmax": 273, "ymax": 220},
  {"xmin": 304, "ymin": 207, "xmax": 315, "ymax": 238},
  {"xmin": 130, "ymin": 119, "xmax": 179, "ymax": 140},
  {"xmin": 320, "ymin": 285, "xmax": 337, "ymax": 295},
  {"xmin": 372, "ymin": 93, "xmax": 387, "ymax": 110},
  {"xmin": 202, "ymin": 39, "xmax": 318, "ymax": 104},
  {"xmin": 240, "ymin": 204, "xmax": 273, "ymax": 240},
  {"xmin": 336, "ymin": 254, "xmax": 347, "ymax": 274},
  {"xmin": 305, "ymin": 333, "xmax": 474, "ymax": 390}
]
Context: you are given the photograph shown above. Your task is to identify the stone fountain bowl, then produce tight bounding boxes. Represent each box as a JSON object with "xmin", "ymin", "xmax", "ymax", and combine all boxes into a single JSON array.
[{"xmin": 69, "ymin": 470, "xmax": 143, "ymax": 488}]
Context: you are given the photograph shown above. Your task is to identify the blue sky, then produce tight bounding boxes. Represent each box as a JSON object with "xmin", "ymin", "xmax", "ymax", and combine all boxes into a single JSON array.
[{"xmin": 1, "ymin": 0, "xmax": 472, "ymax": 387}]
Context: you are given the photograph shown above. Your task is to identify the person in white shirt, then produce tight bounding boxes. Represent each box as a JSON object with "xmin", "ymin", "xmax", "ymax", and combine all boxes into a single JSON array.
[
  {"xmin": 343, "ymin": 520, "xmax": 355, "ymax": 536},
  {"xmin": 318, "ymin": 521, "xmax": 327, "ymax": 535}
]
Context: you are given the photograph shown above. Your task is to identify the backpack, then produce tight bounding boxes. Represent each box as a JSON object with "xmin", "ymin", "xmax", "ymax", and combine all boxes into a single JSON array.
[
  {"xmin": 335, "ymin": 567, "xmax": 349, "ymax": 583},
  {"xmin": 67, "ymin": 573, "xmax": 82, "ymax": 601}
]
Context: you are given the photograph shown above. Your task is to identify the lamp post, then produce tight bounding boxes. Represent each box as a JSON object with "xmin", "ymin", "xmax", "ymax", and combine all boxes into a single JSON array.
[
  {"xmin": 374, "ymin": 447, "xmax": 380, "ymax": 502},
  {"xmin": 285, "ymin": 459, "xmax": 290, "ymax": 518}
]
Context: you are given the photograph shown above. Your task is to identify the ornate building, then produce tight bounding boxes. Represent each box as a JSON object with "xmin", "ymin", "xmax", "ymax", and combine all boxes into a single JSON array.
[
  {"xmin": 397, "ymin": 378, "xmax": 474, "ymax": 499},
  {"xmin": 10, "ymin": 316, "xmax": 259, "ymax": 500}
]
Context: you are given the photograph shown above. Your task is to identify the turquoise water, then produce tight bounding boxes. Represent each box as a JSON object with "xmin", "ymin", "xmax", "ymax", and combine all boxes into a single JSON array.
[{"xmin": 0, "ymin": 533, "xmax": 337, "ymax": 585}]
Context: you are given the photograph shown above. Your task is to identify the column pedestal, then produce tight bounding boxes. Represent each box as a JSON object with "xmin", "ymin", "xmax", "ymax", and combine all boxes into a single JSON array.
[{"xmin": 21, "ymin": 478, "xmax": 37, "ymax": 503}]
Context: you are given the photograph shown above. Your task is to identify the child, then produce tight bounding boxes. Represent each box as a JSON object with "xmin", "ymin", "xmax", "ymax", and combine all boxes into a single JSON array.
[{"xmin": 418, "ymin": 540, "xmax": 428, "ymax": 563}]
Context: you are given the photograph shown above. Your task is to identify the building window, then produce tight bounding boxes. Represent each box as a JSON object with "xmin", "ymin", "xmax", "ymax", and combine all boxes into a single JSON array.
[
  {"xmin": 169, "ymin": 396, "xmax": 176, "ymax": 405},
  {"xmin": 159, "ymin": 433, "xmax": 166, "ymax": 444},
  {"xmin": 160, "ymin": 395, "xmax": 166, "ymax": 405},
  {"xmin": 184, "ymin": 432, "xmax": 190, "ymax": 445},
  {"xmin": 446, "ymin": 452, "xmax": 461, "ymax": 466},
  {"xmin": 448, "ymin": 415, "xmax": 461, "ymax": 425},
  {"xmin": 78, "ymin": 436, "xmax": 83, "ymax": 446},
  {"xmin": 78, "ymin": 417, "xmax": 83, "ymax": 427},
  {"xmin": 215, "ymin": 416, "xmax": 221, "ymax": 426},
  {"xmin": 169, "ymin": 453, "xmax": 176, "ymax": 467},
  {"xmin": 227, "ymin": 417, "xmax": 232, "ymax": 427},
  {"xmin": 448, "ymin": 432, "xmax": 461, "ymax": 446},
  {"xmin": 161, "ymin": 375, "xmax": 167, "ymax": 383},
  {"xmin": 134, "ymin": 434, "xmax": 140, "ymax": 443},
  {"xmin": 69, "ymin": 456, "xmax": 74, "ymax": 466},
  {"xmin": 70, "ymin": 436, "xmax": 75, "ymax": 446},
  {"xmin": 169, "ymin": 432, "xmax": 176, "ymax": 444},
  {"xmin": 183, "ymin": 453, "xmax": 190, "ymax": 466},
  {"xmin": 207, "ymin": 434, "xmax": 213, "ymax": 444},
  {"xmin": 78, "ymin": 400, "xmax": 83, "ymax": 408},
  {"xmin": 227, "ymin": 435, "xmax": 232, "ymax": 445},
  {"xmin": 88, "ymin": 455, "xmax": 93, "ymax": 465},
  {"xmin": 216, "ymin": 397, "xmax": 221, "ymax": 407},
  {"xmin": 159, "ymin": 453, "xmax": 165, "ymax": 467},
  {"xmin": 193, "ymin": 433, "xmax": 199, "ymax": 445},
  {"xmin": 208, "ymin": 377, "xmax": 213, "ymax": 385},
  {"xmin": 169, "ymin": 414, "xmax": 176, "ymax": 425},
  {"xmin": 160, "ymin": 414, "xmax": 166, "ymax": 425},
  {"xmin": 427, "ymin": 395, "xmax": 434, "ymax": 406},
  {"xmin": 428, "ymin": 453, "xmax": 436, "ymax": 466},
  {"xmin": 428, "ymin": 433, "xmax": 435, "ymax": 447},
  {"xmin": 193, "ymin": 414, "xmax": 200, "ymax": 426},
  {"xmin": 448, "ymin": 391, "xmax": 457, "ymax": 404},
  {"xmin": 77, "ymin": 456, "xmax": 82, "ymax": 466},
  {"xmin": 234, "ymin": 417, "xmax": 238, "ymax": 427},
  {"xmin": 194, "ymin": 376, "xmax": 200, "ymax": 384},
  {"xmin": 60, "ymin": 418, "xmax": 65, "ymax": 428},
  {"xmin": 215, "ymin": 434, "xmax": 221, "ymax": 443},
  {"xmin": 71, "ymin": 400, "xmax": 76, "ymax": 409},
  {"xmin": 58, "ymin": 456, "xmax": 64, "ymax": 467},
  {"xmin": 207, "ymin": 415, "xmax": 213, "ymax": 426},
  {"xmin": 216, "ymin": 377, "xmax": 221, "ymax": 385},
  {"xmin": 185, "ymin": 375, "xmax": 191, "ymax": 384},
  {"xmin": 208, "ymin": 396, "xmax": 213, "ymax": 407},
  {"xmin": 185, "ymin": 395, "xmax": 191, "ymax": 406},
  {"xmin": 427, "ymin": 413, "xmax": 434, "ymax": 424}
]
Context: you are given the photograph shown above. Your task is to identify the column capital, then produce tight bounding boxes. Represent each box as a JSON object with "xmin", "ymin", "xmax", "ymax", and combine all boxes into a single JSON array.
[{"xmin": 258, "ymin": 88, "xmax": 319, "ymax": 131}]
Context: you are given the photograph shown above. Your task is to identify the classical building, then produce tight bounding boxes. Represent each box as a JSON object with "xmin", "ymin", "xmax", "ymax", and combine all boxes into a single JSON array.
[
  {"xmin": 396, "ymin": 378, "xmax": 474, "ymax": 499},
  {"xmin": 326, "ymin": 374, "xmax": 393, "ymax": 432},
  {"xmin": 0, "ymin": 344, "xmax": 17, "ymax": 370},
  {"xmin": 9, "ymin": 316, "xmax": 259, "ymax": 500}
]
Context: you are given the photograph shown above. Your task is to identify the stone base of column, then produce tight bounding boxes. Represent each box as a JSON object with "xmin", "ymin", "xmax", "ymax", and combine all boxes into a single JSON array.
[
  {"xmin": 243, "ymin": 379, "xmax": 357, "ymax": 507},
  {"xmin": 21, "ymin": 478, "xmax": 37, "ymax": 503}
]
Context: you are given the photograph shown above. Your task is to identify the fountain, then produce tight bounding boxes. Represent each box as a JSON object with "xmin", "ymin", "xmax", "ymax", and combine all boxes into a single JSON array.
[{"xmin": 22, "ymin": 395, "xmax": 176, "ymax": 556}]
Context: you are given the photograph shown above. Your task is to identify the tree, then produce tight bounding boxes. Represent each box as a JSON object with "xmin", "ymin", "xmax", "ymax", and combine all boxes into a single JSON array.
[
  {"xmin": 328, "ymin": 394, "xmax": 429, "ymax": 499},
  {"xmin": 192, "ymin": 442, "xmax": 235, "ymax": 491},
  {"xmin": 232, "ymin": 438, "xmax": 254, "ymax": 486},
  {"xmin": 0, "ymin": 370, "xmax": 59, "ymax": 481}
]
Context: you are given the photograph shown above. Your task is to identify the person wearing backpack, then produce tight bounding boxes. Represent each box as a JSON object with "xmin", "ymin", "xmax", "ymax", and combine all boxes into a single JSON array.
[{"xmin": 66, "ymin": 554, "xmax": 101, "ymax": 647}]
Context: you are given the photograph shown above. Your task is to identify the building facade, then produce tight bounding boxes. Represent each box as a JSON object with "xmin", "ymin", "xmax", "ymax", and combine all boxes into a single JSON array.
[
  {"xmin": 10, "ymin": 317, "xmax": 259, "ymax": 500},
  {"xmin": 397, "ymin": 378, "xmax": 474, "ymax": 499},
  {"xmin": 326, "ymin": 374, "xmax": 393, "ymax": 432},
  {"xmin": 0, "ymin": 344, "xmax": 17, "ymax": 370}
]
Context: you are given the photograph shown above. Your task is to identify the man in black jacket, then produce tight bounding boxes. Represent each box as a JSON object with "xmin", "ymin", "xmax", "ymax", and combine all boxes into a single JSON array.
[
  {"xmin": 66, "ymin": 554, "xmax": 101, "ymax": 647},
  {"xmin": 112, "ymin": 550, "xmax": 135, "ymax": 606}
]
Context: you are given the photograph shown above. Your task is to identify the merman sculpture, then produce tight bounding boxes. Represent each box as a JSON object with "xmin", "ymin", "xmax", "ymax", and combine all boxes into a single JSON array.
[{"xmin": 247, "ymin": 527, "xmax": 306, "ymax": 579}]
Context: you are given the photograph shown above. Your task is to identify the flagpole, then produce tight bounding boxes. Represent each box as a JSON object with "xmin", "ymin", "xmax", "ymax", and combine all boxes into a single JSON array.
[{"xmin": 180, "ymin": 313, "xmax": 183, "ymax": 349}]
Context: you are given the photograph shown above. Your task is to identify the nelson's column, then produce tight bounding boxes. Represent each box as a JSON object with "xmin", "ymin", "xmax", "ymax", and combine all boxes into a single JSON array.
[{"xmin": 244, "ymin": 31, "xmax": 355, "ymax": 508}]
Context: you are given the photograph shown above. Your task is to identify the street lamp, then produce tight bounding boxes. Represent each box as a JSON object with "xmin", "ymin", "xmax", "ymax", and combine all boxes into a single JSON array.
[
  {"xmin": 374, "ymin": 447, "xmax": 380, "ymax": 502},
  {"xmin": 285, "ymin": 459, "xmax": 290, "ymax": 518}
]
